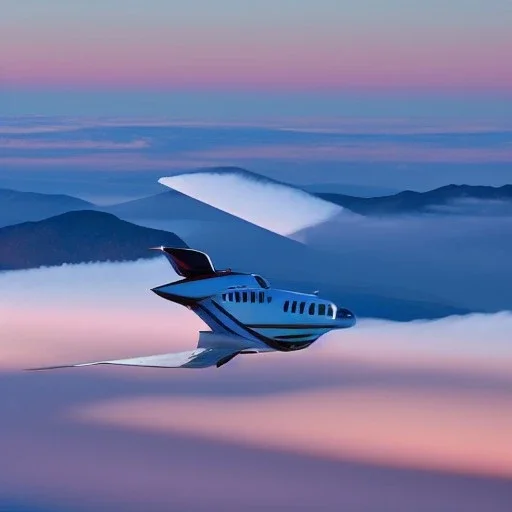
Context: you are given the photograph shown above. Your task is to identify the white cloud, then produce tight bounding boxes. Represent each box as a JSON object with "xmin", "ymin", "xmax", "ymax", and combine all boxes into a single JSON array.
[
  {"xmin": 159, "ymin": 171, "xmax": 344, "ymax": 236},
  {"xmin": 1, "ymin": 260, "xmax": 511, "ymax": 376}
]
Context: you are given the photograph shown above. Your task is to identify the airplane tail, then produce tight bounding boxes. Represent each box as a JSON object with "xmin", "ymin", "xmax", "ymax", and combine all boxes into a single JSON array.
[{"xmin": 150, "ymin": 247, "xmax": 217, "ymax": 278}]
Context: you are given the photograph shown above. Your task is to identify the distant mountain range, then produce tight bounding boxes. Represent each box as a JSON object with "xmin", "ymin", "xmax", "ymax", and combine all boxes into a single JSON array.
[
  {"xmin": 2, "ymin": 180, "xmax": 512, "ymax": 230},
  {"xmin": 1, "ymin": 173, "xmax": 511, "ymax": 320},
  {"xmin": 0, "ymin": 210, "xmax": 187, "ymax": 271},
  {"xmin": 0, "ymin": 188, "xmax": 94, "ymax": 228},
  {"xmin": 316, "ymin": 184, "xmax": 512, "ymax": 215}
]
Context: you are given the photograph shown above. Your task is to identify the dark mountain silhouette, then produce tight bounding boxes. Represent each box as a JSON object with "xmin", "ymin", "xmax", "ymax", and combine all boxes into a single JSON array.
[
  {"xmin": 316, "ymin": 184, "xmax": 512, "ymax": 215},
  {"xmin": 0, "ymin": 210, "xmax": 187, "ymax": 271},
  {"xmin": 0, "ymin": 188, "xmax": 94, "ymax": 228}
]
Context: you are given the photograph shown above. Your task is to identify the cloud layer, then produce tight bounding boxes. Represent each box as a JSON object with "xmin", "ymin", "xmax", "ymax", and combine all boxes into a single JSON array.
[
  {"xmin": 160, "ymin": 171, "xmax": 343, "ymax": 235},
  {"xmin": 1, "ymin": 260, "xmax": 512, "ymax": 510}
]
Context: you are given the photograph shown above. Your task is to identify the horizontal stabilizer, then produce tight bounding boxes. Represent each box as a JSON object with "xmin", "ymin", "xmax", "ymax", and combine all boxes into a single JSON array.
[
  {"xmin": 150, "ymin": 246, "xmax": 216, "ymax": 278},
  {"xmin": 28, "ymin": 348, "xmax": 242, "ymax": 371}
]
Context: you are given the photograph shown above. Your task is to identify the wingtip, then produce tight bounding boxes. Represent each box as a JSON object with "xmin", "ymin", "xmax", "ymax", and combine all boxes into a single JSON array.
[
  {"xmin": 26, "ymin": 365, "xmax": 74, "ymax": 371},
  {"xmin": 25, "ymin": 362, "xmax": 102, "ymax": 371}
]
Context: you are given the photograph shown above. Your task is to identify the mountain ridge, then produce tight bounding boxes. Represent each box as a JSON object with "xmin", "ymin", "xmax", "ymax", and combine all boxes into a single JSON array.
[
  {"xmin": 0, "ymin": 187, "xmax": 95, "ymax": 228},
  {"xmin": 0, "ymin": 210, "xmax": 187, "ymax": 271},
  {"xmin": 3, "ymin": 177, "xmax": 512, "ymax": 228},
  {"xmin": 316, "ymin": 183, "xmax": 512, "ymax": 215}
]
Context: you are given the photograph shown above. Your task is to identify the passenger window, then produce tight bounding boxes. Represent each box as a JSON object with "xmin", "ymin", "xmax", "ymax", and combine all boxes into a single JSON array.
[
  {"xmin": 284, "ymin": 300, "xmax": 289, "ymax": 312},
  {"xmin": 222, "ymin": 293, "xmax": 226, "ymax": 301},
  {"xmin": 242, "ymin": 292, "xmax": 248, "ymax": 303},
  {"xmin": 318, "ymin": 304, "xmax": 326, "ymax": 315},
  {"xmin": 291, "ymin": 301, "xmax": 297, "ymax": 313},
  {"xmin": 235, "ymin": 292, "xmax": 240, "ymax": 302},
  {"xmin": 251, "ymin": 291, "xmax": 256, "ymax": 303},
  {"xmin": 259, "ymin": 291, "xmax": 264, "ymax": 303},
  {"xmin": 228, "ymin": 292, "xmax": 234, "ymax": 302},
  {"xmin": 327, "ymin": 304, "xmax": 334, "ymax": 317},
  {"xmin": 299, "ymin": 301, "xmax": 306, "ymax": 314},
  {"xmin": 309, "ymin": 303, "xmax": 315, "ymax": 315}
]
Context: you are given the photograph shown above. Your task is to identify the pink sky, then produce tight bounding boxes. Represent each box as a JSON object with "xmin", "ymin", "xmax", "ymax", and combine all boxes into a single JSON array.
[
  {"xmin": 78, "ymin": 386, "xmax": 512, "ymax": 479},
  {"xmin": 4, "ymin": 292, "xmax": 512, "ymax": 481},
  {"xmin": 2, "ymin": 17, "xmax": 512, "ymax": 91}
]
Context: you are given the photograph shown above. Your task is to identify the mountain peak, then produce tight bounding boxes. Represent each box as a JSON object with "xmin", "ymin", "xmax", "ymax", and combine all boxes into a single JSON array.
[{"xmin": 0, "ymin": 210, "xmax": 187, "ymax": 271}]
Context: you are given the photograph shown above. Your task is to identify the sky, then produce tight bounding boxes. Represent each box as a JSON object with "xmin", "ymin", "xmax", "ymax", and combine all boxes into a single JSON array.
[
  {"xmin": 2, "ymin": 6, "xmax": 512, "ymax": 508},
  {"xmin": 1, "ymin": 0, "xmax": 511, "ymax": 118},
  {"xmin": 1, "ymin": 119, "xmax": 511, "ymax": 199}
]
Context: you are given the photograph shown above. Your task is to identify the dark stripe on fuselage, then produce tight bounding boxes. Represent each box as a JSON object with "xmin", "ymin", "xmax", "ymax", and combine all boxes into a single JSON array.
[
  {"xmin": 274, "ymin": 334, "xmax": 316, "ymax": 340},
  {"xmin": 210, "ymin": 301, "xmax": 314, "ymax": 352},
  {"xmin": 247, "ymin": 323, "xmax": 335, "ymax": 329},
  {"xmin": 194, "ymin": 303, "xmax": 239, "ymax": 337}
]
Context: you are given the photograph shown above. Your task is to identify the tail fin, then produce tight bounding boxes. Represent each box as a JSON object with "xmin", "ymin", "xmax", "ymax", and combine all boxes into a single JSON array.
[{"xmin": 150, "ymin": 247, "xmax": 216, "ymax": 278}]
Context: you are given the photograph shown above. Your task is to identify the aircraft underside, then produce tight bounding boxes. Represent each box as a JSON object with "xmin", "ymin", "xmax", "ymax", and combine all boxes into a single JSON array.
[{"xmin": 193, "ymin": 298, "xmax": 318, "ymax": 352}]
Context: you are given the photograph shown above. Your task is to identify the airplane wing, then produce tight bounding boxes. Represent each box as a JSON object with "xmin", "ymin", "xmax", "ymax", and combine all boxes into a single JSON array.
[{"xmin": 28, "ymin": 347, "xmax": 242, "ymax": 371}]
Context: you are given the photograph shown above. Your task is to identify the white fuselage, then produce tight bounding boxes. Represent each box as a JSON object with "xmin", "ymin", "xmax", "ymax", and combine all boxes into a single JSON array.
[{"xmin": 152, "ymin": 271, "xmax": 356, "ymax": 352}]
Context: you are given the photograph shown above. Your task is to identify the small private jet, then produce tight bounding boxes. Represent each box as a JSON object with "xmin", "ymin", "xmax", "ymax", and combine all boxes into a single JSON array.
[{"xmin": 32, "ymin": 246, "xmax": 356, "ymax": 370}]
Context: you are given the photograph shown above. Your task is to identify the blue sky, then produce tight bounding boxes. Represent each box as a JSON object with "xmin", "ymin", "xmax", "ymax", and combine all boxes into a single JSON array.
[{"xmin": 1, "ymin": 0, "xmax": 511, "ymax": 118}]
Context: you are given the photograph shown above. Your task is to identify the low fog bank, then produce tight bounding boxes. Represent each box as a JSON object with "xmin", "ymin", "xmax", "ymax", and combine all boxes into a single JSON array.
[
  {"xmin": 1, "ymin": 260, "xmax": 511, "ymax": 375},
  {"xmin": 0, "ymin": 259, "xmax": 202, "ymax": 368},
  {"xmin": 1, "ymin": 261, "xmax": 512, "ymax": 511},
  {"xmin": 321, "ymin": 312, "xmax": 512, "ymax": 375},
  {"xmin": 427, "ymin": 198, "xmax": 512, "ymax": 216},
  {"xmin": 159, "ymin": 171, "xmax": 343, "ymax": 236}
]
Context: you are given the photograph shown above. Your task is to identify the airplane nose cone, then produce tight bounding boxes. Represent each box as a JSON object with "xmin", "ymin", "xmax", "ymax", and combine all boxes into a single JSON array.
[{"xmin": 335, "ymin": 307, "xmax": 357, "ymax": 328}]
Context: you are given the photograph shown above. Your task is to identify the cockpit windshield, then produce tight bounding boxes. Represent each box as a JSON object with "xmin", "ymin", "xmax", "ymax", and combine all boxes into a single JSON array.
[
  {"xmin": 253, "ymin": 274, "xmax": 270, "ymax": 289},
  {"xmin": 336, "ymin": 307, "xmax": 354, "ymax": 319}
]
